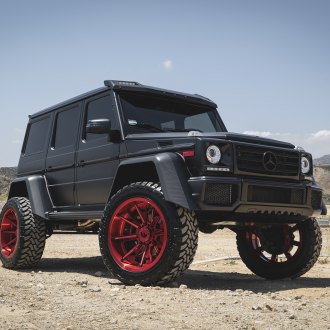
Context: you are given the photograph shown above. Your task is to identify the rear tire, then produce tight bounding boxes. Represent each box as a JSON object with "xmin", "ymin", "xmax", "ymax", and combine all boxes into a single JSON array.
[
  {"xmin": 236, "ymin": 218, "xmax": 322, "ymax": 279},
  {"xmin": 99, "ymin": 182, "xmax": 198, "ymax": 285},
  {"xmin": 0, "ymin": 197, "xmax": 46, "ymax": 269}
]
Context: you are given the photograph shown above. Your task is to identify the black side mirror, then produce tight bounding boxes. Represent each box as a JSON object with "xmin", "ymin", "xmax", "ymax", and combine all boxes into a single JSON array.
[{"xmin": 86, "ymin": 119, "xmax": 111, "ymax": 134}]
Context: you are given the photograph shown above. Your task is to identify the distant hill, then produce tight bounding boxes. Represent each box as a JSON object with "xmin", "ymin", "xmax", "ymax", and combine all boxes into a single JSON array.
[
  {"xmin": 314, "ymin": 154, "xmax": 330, "ymax": 165},
  {"xmin": 0, "ymin": 167, "xmax": 17, "ymax": 198}
]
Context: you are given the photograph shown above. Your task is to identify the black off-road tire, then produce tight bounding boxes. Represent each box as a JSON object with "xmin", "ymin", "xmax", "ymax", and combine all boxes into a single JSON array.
[
  {"xmin": 236, "ymin": 218, "xmax": 322, "ymax": 279},
  {"xmin": 0, "ymin": 197, "xmax": 46, "ymax": 269},
  {"xmin": 99, "ymin": 182, "xmax": 198, "ymax": 286}
]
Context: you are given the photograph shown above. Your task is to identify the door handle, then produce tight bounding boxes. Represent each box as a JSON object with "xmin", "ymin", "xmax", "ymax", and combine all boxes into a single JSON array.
[{"xmin": 78, "ymin": 160, "xmax": 85, "ymax": 167}]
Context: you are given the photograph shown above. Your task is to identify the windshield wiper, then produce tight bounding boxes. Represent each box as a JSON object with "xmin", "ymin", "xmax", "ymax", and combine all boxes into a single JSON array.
[
  {"xmin": 129, "ymin": 123, "xmax": 164, "ymax": 132},
  {"xmin": 163, "ymin": 128, "xmax": 203, "ymax": 133}
]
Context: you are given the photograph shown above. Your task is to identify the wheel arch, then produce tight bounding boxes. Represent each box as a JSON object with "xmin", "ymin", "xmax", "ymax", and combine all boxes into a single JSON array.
[
  {"xmin": 8, "ymin": 176, "xmax": 53, "ymax": 219},
  {"xmin": 109, "ymin": 152, "xmax": 197, "ymax": 210}
]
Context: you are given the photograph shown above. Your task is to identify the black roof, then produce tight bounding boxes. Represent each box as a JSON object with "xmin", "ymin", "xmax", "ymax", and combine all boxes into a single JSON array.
[{"xmin": 30, "ymin": 80, "xmax": 217, "ymax": 119}]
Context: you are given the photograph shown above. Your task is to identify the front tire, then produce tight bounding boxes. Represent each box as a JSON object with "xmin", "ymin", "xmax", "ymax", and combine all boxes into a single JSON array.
[
  {"xmin": 236, "ymin": 218, "xmax": 322, "ymax": 279},
  {"xmin": 0, "ymin": 197, "xmax": 46, "ymax": 269},
  {"xmin": 99, "ymin": 182, "xmax": 198, "ymax": 285}
]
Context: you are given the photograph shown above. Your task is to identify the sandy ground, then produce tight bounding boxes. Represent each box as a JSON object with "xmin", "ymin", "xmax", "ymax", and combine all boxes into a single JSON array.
[{"xmin": 0, "ymin": 227, "xmax": 329, "ymax": 330}]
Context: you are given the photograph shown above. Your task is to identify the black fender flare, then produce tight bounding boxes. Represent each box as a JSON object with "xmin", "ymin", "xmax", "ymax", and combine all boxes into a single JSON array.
[
  {"xmin": 110, "ymin": 152, "xmax": 197, "ymax": 210},
  {"xmin": 8, "ymin": 175, "xmax": 53, "ymax": 219}
]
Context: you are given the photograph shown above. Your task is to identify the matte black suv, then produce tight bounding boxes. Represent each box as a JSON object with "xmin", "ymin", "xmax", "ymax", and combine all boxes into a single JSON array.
[{"xmin": 0, "ymin": 80, "xmax": 324, "ymax": 285}]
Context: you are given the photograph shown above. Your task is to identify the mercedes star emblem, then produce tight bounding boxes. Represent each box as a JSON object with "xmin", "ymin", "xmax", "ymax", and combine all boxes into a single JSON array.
[{"xmin": 263, "ymin": 151, "xmax": 277, "ymax": 171}]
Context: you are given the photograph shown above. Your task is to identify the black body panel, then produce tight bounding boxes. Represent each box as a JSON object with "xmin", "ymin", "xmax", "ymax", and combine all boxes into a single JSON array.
[{"xmin": 10, "ymin": 80, "xmax": 323, "ymax": 226}]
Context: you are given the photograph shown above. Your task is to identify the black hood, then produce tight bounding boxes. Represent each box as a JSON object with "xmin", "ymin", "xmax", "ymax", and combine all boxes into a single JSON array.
[{"xmin": 125, "ymin": 131, "xmax": 295, "ymax": 149}]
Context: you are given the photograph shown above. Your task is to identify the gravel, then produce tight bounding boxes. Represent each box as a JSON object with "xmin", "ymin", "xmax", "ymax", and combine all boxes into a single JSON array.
[{"xmin": 0, "ymin": 228, "xmax": 329, "ymax": 329}]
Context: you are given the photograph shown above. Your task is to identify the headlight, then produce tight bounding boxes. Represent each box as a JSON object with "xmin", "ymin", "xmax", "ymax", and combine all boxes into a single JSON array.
[
  {"xmin": 301, "ymin": 156, "xmax": 311, "ymax": 174},
  {"xmin": 206, "ymin": 145, "xmax": 221, "ymax": 164}
]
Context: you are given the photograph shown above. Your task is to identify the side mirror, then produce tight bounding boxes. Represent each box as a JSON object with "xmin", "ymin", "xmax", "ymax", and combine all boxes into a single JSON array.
[{"xmin": 86, "ymin": 119, "xmax": 111, "ymax": 134}]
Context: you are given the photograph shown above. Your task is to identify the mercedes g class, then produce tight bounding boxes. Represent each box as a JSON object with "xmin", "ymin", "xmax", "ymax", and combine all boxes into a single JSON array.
[{"xmin": 0, "ymin": 80, "xmax": 324, "ymax": 285}]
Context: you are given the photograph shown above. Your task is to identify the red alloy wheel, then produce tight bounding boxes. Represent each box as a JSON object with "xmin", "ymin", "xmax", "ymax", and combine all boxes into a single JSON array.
[
  {"xmin": 0, "ymin": 208, "xmax": 19, "ymax": 259},
  {"xmin": 108, "ymin": 197, "xmax": 168, "ymax": 272},
  {"xmin": 247, "ymin": 225, "xmax": 303, "ymax": 264}
]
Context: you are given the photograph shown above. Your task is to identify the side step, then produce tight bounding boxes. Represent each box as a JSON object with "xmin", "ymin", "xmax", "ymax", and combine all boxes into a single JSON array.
[{"xmin": 48, "ymin": 211, "xmax": 104, "ymax": 221}]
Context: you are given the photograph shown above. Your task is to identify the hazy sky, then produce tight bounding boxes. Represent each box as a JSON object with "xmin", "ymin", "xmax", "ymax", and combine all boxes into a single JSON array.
[{"xmin": 1, "ymin": 0, "xmax": 329, "ymax": 166}]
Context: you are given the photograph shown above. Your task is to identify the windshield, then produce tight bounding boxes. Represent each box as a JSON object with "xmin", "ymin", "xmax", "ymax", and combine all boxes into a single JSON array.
[{"xmin": 117, "ymin": 92, "xmax": 225, "ymax": 134}]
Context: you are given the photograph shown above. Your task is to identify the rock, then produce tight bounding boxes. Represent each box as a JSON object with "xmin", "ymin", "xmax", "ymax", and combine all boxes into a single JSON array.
[
  {"xmin": 265, "ymin": 304, "xmax": 273, "ymax": 311},
  {"xmin": 94, "ymin": 271, "xmax": 105, "ymax": 277},
  {"xmin": 252, "ymin": 305, "xmax": 262, "ymax": 311},
  {"xmin": 289, "ymin": 314, "xmax": 296, "ymax": 320},
  {"xmin": 294, "ymin": 295, "xmax": 302, "ymax": 300},
  {"xmin": 111, "ymin": 287, "xmax": 120, "ymax": 292},
  {"xmin": 179, "ymin": 284, "xmax": 188, "ymax": 290},
  {"xmin": 77, "ymin": 280, "xmax": 88, "ymax": 286},
  {"xmin": 91, "ymin": 287, "xmax": 101, "ymax": 292}
]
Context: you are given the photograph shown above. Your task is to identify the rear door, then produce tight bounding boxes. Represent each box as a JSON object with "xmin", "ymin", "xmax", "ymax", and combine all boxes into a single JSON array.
[
  {"xmin": 75, "ymin": 92, "xmax": 120, "ymax": 206},
  {"xmin": 45, "ymin": 103, "xmax": 82, "ymax": 206}
]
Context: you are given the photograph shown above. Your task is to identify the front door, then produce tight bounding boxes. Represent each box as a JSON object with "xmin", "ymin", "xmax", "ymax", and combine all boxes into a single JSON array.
[{"xmin": 75, "ymin": 92, "xmax": 120, "ymax": 206}]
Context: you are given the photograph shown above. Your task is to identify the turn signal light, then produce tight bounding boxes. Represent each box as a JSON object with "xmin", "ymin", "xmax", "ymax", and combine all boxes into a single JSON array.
[{"xmin": 182, "ymin": 150, "xmax": 195, "ymax": 158}]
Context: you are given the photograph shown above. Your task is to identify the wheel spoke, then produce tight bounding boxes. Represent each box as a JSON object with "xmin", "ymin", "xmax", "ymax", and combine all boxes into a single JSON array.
[
  {"xmin": 148, "ymin": 208, "xmax": 155, "ymax": 224},
  {"xmin": 115, "ymin": 216, "xmax": 139, "ymax": 229},
  {"xmin": 5, "ymin": 217, "xmax": 17, "ymax": 228},
  {"xmin": 2, "ymin": 237, "xmax": 16, "ymax": 249},
  {"xmin": 154, "ymin": 230, "xmax": 164, "ymax": 237},
  {"xmin": 1, "ymin": 230, "xmax": 17, "ymax": 234},
  {"xmin": 121, "ymin": 243, "xmax": 141, "ymax": 261},
  {"xmin": 135, "ymin": 203, "xmax": 146, "ymax": 224},
  {"xmin": 146, "ymin": 244, "xmax": 153, "ymax": 263},
  {"xmin": 139, "ymin": 246, "xmax": 147, "ymax": 267},
  {"xmin": 113, "ymin": 234, "xmax": 137, "ymax": 241}
]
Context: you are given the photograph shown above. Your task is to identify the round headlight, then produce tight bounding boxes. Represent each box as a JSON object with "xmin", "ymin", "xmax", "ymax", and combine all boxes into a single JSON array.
[
  {"xmin": 301, "ymin": 156, "xmax": 311, "ymax": 174},
  {"xmin": 206, "ymin": 145, "xmax": 221, "ymax": 164}
]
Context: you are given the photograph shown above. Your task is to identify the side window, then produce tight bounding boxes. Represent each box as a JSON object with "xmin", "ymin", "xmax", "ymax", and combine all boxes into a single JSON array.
[
  {"xmin": 24, "ymin": 117, "xmax": 50, "ymax": 155},
  {"xmin": 53, "ymin": 105, "xmax": 80, "ymax": 149},
  {"xmin": 84, "ymin": 95, "xmax": 113, "ymax": 141}
]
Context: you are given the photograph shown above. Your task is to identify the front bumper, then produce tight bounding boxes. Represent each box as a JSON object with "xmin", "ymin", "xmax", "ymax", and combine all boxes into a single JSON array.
[{"xmin": 188, "ymin": 176, "xmax": 322, "ymax": 219}]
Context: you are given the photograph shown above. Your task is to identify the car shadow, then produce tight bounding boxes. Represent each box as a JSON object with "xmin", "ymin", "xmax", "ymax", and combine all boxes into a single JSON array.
[
  {"xmin": 177, "ymin": 269, "xmax": 330, "ymax": 293},
  {"xmin": 13, "ymin": 256, "xmax": 330, "ymax": 293}
]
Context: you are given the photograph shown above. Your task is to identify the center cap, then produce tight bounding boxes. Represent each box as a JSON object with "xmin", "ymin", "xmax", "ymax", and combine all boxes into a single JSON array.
[{"xmin": 138, "ymin": 227, "xmax": 151, "ymax": 243}]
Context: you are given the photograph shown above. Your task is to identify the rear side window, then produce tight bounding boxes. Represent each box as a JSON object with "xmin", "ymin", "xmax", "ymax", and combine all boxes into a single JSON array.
[
  {"xmin": 53, "ymin": 105, "xmax": 80, "ymax": 149},
  {"xmin": 24, "ymin": 117, "xmax": 51, "ymax": 155}
]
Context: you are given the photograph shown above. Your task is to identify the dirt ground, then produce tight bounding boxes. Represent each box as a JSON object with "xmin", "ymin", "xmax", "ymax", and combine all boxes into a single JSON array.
[{"xmin": 0, "ymin": 227, "xmax": 329, "ymax": 330}]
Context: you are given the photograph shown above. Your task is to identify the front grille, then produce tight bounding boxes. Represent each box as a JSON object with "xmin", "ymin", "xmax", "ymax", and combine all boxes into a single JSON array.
[
  {"xmin": 311, "ymin": 190, "xmax": 322, "ymax": 209},
  {"xmin": 204, "ymin": 183, "xmax": 238, "ymax": 206},
  {"xmin": 236, "ymin": 145, "xmax": 299, "ymax": 177},
  {"xmin": 247, "ymin": 186, "xmax": 305, "ymax": 205}
]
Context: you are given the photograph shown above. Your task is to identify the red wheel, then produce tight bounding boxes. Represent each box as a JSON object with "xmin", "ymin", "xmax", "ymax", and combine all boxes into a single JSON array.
[
  {"xmin": 0, "ymin": 208, "xmax": 18, "ymax": 259},
  {"xmin": 99, "ymin": 182, "xmax": 198, "ymax": 285},
  {"xmin": 236, "ymin": 218, "xmax": 322, "ymax": 279},
  {"xmin": 0, "ymin": 197, "xmax": 46, "ymax": 269},
  {"xmin": 108, "ymin": 197, "xmax": 168, "ymax": 272},
  {"xmin": 246, "ymin": 225, "xmax": 303, "ymax": 264}
]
